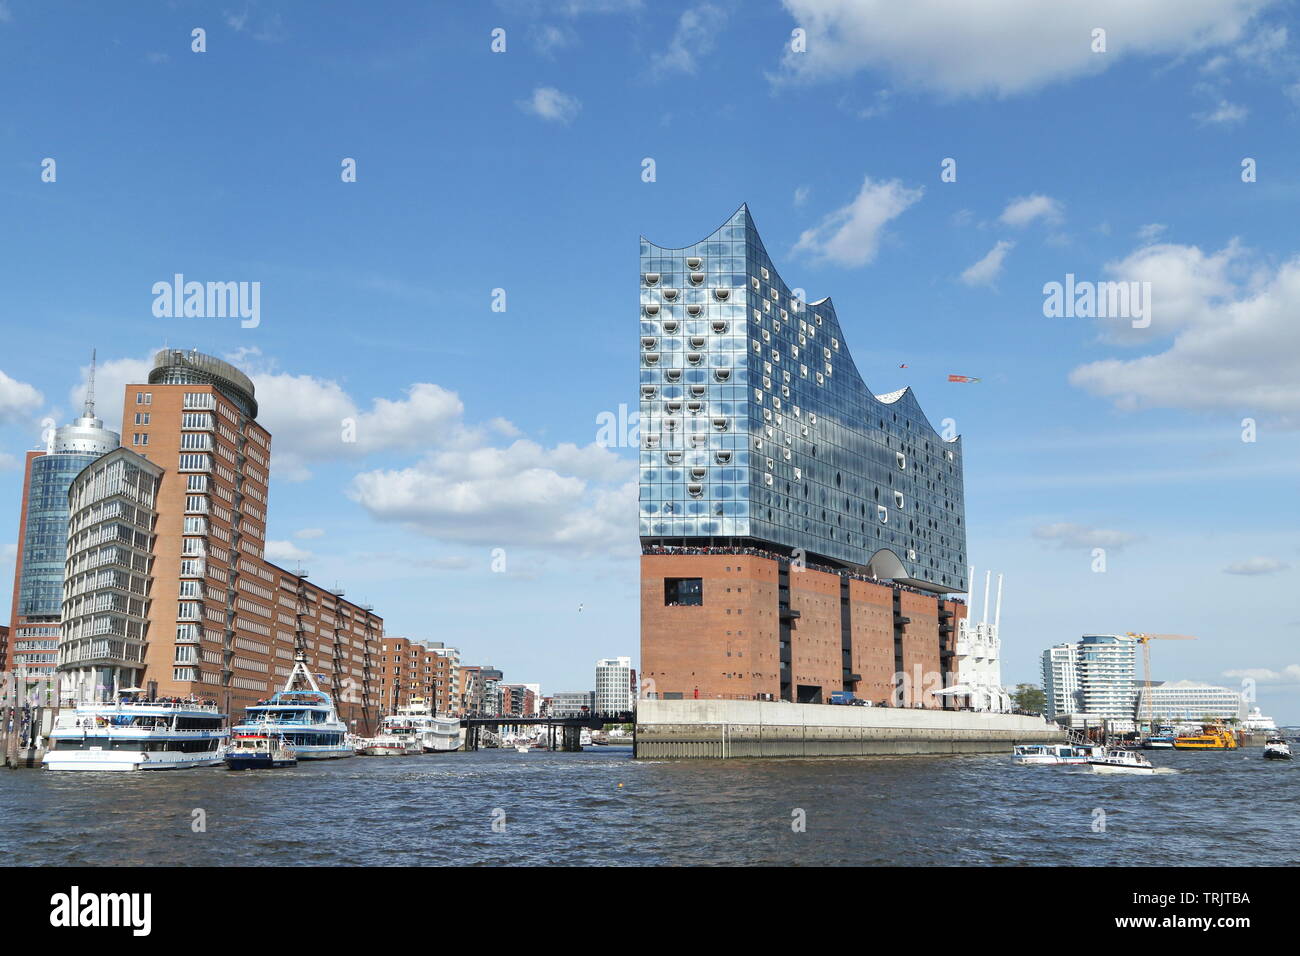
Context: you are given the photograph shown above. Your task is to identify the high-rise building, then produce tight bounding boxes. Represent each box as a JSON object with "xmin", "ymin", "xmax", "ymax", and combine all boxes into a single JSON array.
[
  {"xmin": 1041, "ymin": 643, "xmax": 1081, "ymax": 718},
  {"xmin": 639, "ymin": 205, "xmax": 969, "ymax": 706},
  {"xmin": 1077, "ymin": 634, "xmax": 1138, "ymax": 720},
  {"xmin": 595, "ymin": 656, "xmax": 634, "ymax": 714},
  {"xmin": 53, "ymin": 349, "xmax": 384, "ymax": 733},
  {"xmin": 6, "ymin": 356, "xmax": 119, "ymax": 684}
]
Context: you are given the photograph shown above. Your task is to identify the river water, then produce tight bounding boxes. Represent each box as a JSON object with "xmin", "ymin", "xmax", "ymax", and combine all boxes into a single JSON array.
[{"xmin": 5, "ymin": 746, "xmax": 1297, "ymax": 866}]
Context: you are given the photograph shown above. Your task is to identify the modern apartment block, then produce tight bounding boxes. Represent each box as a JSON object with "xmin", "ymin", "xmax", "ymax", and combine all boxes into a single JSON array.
[
  {"xmin": 595, "ymin": 657, "xmax": 635, "ymax": 714},
  {"xmin": 6, "ymin": 365, "xmax": 119, "ymax": 683},
  {"xmin": 52, "ymin": 349, "xmax": 385, "ymax": 733},
  {"xmin": 1077, "ymin": 634, "xmax": 1138, "ymax": 720},
  {"xmin": 639, "ymin": 205, "xmax": 969, "ymax": 706},
  {"xmin": 378, "ymin": 637, "xmax": 458, "ymax": 715},
  {"xmin": 1041, "ymin": 643, "xmax": 1081, "ymax": 718},
  {"xmin": 1136, "ymin": 681, "xmax": 1243, "ymax": 722}
]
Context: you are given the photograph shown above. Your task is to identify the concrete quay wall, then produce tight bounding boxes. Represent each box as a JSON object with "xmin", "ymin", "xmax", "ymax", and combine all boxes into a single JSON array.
[{"xmin": 635, "ymin": 699, "xmax": 1065, "ymax": 759}]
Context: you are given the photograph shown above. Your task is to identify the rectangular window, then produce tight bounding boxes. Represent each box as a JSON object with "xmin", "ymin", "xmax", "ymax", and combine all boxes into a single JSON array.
[
  {"xmin": 134, "ymin": 412, "xmax": 150, "ymax": 425},
  {"xmin": 186, "ymin": 475, "xmax": 209, "ymax": 492},
  {"xmin": 664, "ymin": 578, "xmax": 703, "ymax": 607}
]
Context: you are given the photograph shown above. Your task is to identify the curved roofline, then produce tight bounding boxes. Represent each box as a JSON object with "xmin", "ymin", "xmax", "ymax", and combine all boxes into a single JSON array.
[{"xmin": 640, "ymin": 201, "xmax": 750, "ymax": 250}]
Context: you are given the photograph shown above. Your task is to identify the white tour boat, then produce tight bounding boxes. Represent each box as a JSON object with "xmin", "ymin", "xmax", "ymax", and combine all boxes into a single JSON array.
[
  {"xmin": 1087, "ymin": 748, "xmax": 1156, "ymax": 775},
  {"xmin": 1263, "ymin": 736, "xmax": 1292, "ymax": 760},
  {"xmin": 230, "ymin": 655, "xmax": 353, "ymax": 759},
  {"xmin": 385, "ymin": 697, "xmax": 463, "ymax": 753},
  {"xmin": 43, "ymin": 694, "xmax": 228, "ymax": 772},
  {"xmin": 1012, "ymin": 743, "xmax": 1098, "ymax": 766}
]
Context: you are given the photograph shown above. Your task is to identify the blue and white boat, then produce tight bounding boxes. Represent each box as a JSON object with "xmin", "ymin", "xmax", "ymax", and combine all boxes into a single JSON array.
[
  {"xmin": 43, "ymin": 695, "xmax": 228, "ymax": 772},
  {"xmin": 231, "ymin": 655, "xmax": 354, "ymax": 759}
]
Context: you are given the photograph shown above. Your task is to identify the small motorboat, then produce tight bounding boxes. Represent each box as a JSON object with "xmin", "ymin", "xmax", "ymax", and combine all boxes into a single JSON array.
[
  {"xmin": 1263, "ymin": 737, "xmax": 1292, "ymax": 760},
  {"xmin": 514, "ymin": 743, "xmax": 532, "ymax": 753},
  {"xmin": 355, "ymin": 734, "xmax": 422, "ymax": 756},
  {"xmin": 225, "ymin": 733, "xmax": 297, "ymax": 770},
  {"xmin": 1087, "ymin": 748, "xmax": 1156, "ymax": 775}
]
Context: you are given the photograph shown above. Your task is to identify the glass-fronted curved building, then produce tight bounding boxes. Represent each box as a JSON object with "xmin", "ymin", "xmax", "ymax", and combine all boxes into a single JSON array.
[{"xmin": 639, "ymin": 204, "xmax": 966, "ymax": 594}]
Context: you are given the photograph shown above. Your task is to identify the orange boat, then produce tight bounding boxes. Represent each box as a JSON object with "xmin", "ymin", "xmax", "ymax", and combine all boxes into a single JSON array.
[{"xmin": 1173, "ymin": 725, "xmax": 1238, "ymax": 750}]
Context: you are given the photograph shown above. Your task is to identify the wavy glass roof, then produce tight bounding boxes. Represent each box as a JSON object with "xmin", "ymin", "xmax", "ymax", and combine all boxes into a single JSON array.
[{"xmin": 639, "ymin": 204, "xmax": 966, "ymax": 593}]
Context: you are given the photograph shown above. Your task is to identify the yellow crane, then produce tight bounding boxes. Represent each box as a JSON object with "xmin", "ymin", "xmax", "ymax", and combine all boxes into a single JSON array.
[{"xmin": 1127, "ymin": 632, "xmax": 1197, "ymax": 731}]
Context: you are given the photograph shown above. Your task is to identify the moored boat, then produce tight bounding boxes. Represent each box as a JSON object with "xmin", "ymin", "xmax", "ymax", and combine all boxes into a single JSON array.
[
  {"xmin": 231, "ymin": 654, "xmax": 353, "ymax": 759},
  {"xmin": 1173, "ymin": 725, "xmax": 1238, "ymax": 750},
  {"xmin": 1087, "ymin": 748, "xmax": 1156, "ymax": 775},
  {"xmin": 225, "ymin": 733, "xmax": 297, "ymax": 770},
  {"xmin": 43, "ymin": 694, "xmax": 228, "ymax": 772}
]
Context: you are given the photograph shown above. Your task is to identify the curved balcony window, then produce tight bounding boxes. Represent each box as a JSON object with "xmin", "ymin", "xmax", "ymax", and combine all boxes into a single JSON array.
[
  {"xmin": 644, "ymin": 273, "xmax": 660, "ymax": 287},
  {"xmin": 662, "ymin": 320, "xmax": 679, "ymax": 333},
  {"xmin": 644, "ymin": 302, "xmax": 660, "ymax": 316},
  {"xmin": 644, "ymin": 434, "xmax": 660, "ymax": 448},
  {"xmin": 713, "ymin": 288, "xmax": 730, "ymax": 301},
  {"xmin": 714, "ymin": 450, "xmax": 732, "ymax": 464},
  {"xmin": 663, "ymin": 288, "xmax": 679, "ymax": 301},
  {"xmin": 686, "ymin": 257, "xmax": 703, "ymax": 269},
  {"xmin": 665, "ymin": 400, "xmax": 683, "ymax": 414},
  {"xmin": 878, "ymin": 505, "xmax": 889, "ymax": 524},
  {"xmin": 641, "ymin": 386, "xmax": 657, "ymax": 400},
  {"xmin": 894, "ymin": 492, "xmax": 905, "ymax": 509},
  {"xmin": 690, "ymin": 467, "xmax": 707, "ymax": 480},
  {"xmin": 665, "ymin": 451, "xmax": 683, "ymax": 464},
  {"xmin": 642, "ymin": 337, "xmax": 658, "ymax": 351},
  {"xmin": 689, "ymin": 335, "xmax": 706, "ymax": 350},
  {"xmin": 689, "ymin": 433, "xmax": 707, "ymax": 447},
  {"xmin": 711, "ymin": 417, "xmax": 729, "ymax": 432},
  {"xmin": 664, "ymin": 368, "xmax": 682, "ymax": 382},
  {"xmin": 687, "ymin": 484, "xmax": 704, "ymax": 498},
  {"xmin": 689, "ymin": 384, "xmax": 706, "ymax": 397},
  {"xmin": 711, "ymin": 320, "xmax": 728, "ymax": 333},
  {"xmin": 897, "ymin": 452, "xmax": 907, "ymax": 470},
  {"xmin": 686, "ymin": 303, "xmax": 702, "ymax": 317},
  {"xmin": 689, "ymin": 272, "xmax": 705, "ymax": 286},
  {"xmin": 713, "ymin": 368, "xmax": 731, "ymax": 382},
  {"xmin": 644, "ymin": 353, "xmax": 660, "ymax": 366},
  {"xmin": 686, "ymin": 401, "xmax": 703, "ymax": 414},
  {"xmin": 686, "ymin": 353, "xmax": 703, "ymax": 366}
]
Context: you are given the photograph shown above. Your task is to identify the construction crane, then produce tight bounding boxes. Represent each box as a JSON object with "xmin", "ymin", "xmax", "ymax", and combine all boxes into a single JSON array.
[{"xmin": 1127, "ymin": 632, "xmax": 1197, "ymax": 731}]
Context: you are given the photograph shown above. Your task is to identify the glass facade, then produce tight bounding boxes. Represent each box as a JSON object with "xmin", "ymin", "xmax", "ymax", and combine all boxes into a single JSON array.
[
  {"xmin": 638, "ymin": 204, "xmax": 967, "ymax": 593},
  {"xmin": 17, "ymin": 453, "xmax": 102, "ymax": 617}
]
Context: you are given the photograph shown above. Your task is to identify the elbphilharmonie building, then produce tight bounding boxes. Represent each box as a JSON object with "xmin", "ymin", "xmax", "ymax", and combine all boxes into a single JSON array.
[{"xmin": 640, "ymin": 205, "xmax": 971, "ymax": 706}]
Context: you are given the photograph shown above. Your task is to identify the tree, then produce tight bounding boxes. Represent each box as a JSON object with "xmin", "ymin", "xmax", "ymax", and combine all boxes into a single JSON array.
[{"xmin": 1011, "ymin": 683, "xmax": 1046, "ymax": 714}]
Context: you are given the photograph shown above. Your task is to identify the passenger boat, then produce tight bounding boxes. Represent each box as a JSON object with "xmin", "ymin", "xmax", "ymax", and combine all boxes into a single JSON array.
[
  {"xmin": 382, "ymin": 697, "xmax": 463, "ymax": 753},
  {"xmin": 43, "ymin": 694, "xmax": 228, "ymax": 772},
  {"xmin": 225, "ymin": 733, "xmax": 297, "ymax": 770},
  {"xmin": 1263, "ymin": 736, "xmax": 1292, "ymax": 760},
  {"xmin": 1087, "ymin": 748, "xmax": 1156, "ymax": 775},
  {"xmin": 1173, "ymin": 725, "xmax": 1238, "ymax": 750},
  {"xmin": 1012, "ymin": 743, "xmax": 1098, "ymax": 765},
  {"xmin": 230, "ymin": 655, "xmax": 353, "ymax": 759},
  {"xmin": 1142, "ymin": 726, "xmax": 1177, "ymax": 749},
  {"xmin": 355, "ymin": 734, "xmax": 421, "ymax": 756}
]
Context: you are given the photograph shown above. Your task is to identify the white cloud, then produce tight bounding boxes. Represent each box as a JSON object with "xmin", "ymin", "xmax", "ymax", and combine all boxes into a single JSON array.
[
  {"xmin": 793, "ymin": 185, "xmax": 811, "ymax": 207},
  {"xmin": 1223, "ymin": 556, "xmax": 1290, "ymax": 575},
  {"xmin": 533, "ymin": 24, "xmax": 578, "ymax": 56},
  {"xmin": 999, "ymin": 194, "xmax": 1063, "ymax": 228},
  {"xmin": 1223, "ymin": 664, "xmax": 1300, "ymax": 685},
  {"xmin": 1032, "ymin": 522, "xmax": 1138, "ymax": 551},
  {"xmin": 792, "ymin": 175, "xmax": 923, "ymax": 267},
  {"xmin": 1069, "ymin": 241, "xmax": 1300, "ymax": 424},
  {"xmin": 1137, "ymin": 223, "xmax": 1167, "ymax": 242},
  {"xmin": 518, "ymin": 86, "xmax": 581, "ymax": 124},
  {"xmin": 350, "ymin": 440, "xmax": 636, "ymax": 553},
  {"xmin": 960, "ymin": 239, "xmax": 1014, "ymax": 287},
  {"xmin": 294, "ymin": 528, "xmax": 325, "ymax": 540},
  {"xmin": 1195, "ymin": 98, "xmax": 1248, "ymax": 124},
  {"xmin": 774, "ymin": 0, "xmax": 1274, "ymax": 96},
  {"xmin": 0, "ymin": 369, "xmax": 42, "ymax": 424},
  {"xmin": 265, "ymin": 540, "xmax": 312, "ymax": 564},
  {"xmin": 657, "ymin": 3, "xmax": 727, "ymax": 74}
]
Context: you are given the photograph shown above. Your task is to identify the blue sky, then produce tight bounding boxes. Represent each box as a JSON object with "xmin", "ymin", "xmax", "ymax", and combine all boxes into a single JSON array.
[{"xmin": 2, "ymin": 1, "xmax": 1299, "ymax": 718}]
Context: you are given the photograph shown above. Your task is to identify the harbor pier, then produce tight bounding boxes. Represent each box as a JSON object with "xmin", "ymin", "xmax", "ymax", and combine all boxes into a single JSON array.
[{"xmin": 634, "ymin": 699, "xmax": 1064, "ymax": 759}]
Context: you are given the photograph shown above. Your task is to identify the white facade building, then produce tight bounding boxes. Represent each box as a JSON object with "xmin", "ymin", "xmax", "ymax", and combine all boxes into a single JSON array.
[
  {"xmin": 1136, "ymin": 681, "xmax": 1243, "ymax": 722},
  {"xmin": 1041, "ymin": 643, "xmax": 1081, "ymax": 718},
  {"xmin": 595, "ymin": 657, "xmax": 634, "ymax": 714},
  {"xmin": 1077, "ymin": 634, "xmax": 1138, "ymax": 720}
]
